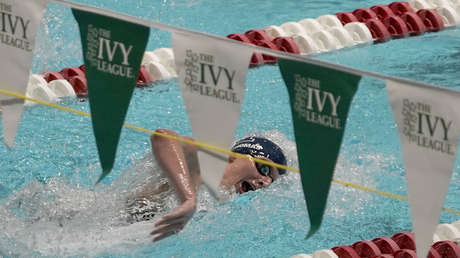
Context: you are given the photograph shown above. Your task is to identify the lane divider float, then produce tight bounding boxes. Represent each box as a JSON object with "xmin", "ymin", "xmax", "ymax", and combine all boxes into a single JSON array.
[{"xmin": 291, "ymin": 219, "xmax": 460, "ymax": 258}]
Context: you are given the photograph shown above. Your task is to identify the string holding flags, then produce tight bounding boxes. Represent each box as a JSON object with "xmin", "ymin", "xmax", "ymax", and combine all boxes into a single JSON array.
[{"xmin": 72, "ymin": 9, "xmax": 150, "ymax": 183}]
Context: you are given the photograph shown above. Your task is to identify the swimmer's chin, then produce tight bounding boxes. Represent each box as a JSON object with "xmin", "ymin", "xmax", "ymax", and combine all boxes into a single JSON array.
[{"xmin": 215, "ymin": 184, "xmax": 238, "ymax": 201}]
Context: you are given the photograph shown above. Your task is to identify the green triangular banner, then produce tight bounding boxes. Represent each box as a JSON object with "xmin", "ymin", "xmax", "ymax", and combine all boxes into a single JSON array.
[
  {"xmin": 72, "ymin": 9, "xmax": 150, "ymax": 183},
  {"xmin": 278, "ymin": 59, "xmax": 361, "ymax": 237}
]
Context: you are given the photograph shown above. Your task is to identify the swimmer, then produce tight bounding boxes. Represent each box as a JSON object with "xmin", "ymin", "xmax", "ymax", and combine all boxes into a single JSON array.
[{"xmin": 144, "ymin": 129, "xmax": 287, "ymax": 242}]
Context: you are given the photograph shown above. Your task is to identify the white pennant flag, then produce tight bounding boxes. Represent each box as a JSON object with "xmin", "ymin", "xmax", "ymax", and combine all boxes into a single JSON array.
[
  {"xmin": 172, "ymin": 32, "xmax": 252, "ymax": 195},
  {"xmin": 0, "ymin": 0, "xmax": 48, "ymax": 147},
  {"xmin": 386, "ymin": 80, "xmax": 460, "ymax": 258}
]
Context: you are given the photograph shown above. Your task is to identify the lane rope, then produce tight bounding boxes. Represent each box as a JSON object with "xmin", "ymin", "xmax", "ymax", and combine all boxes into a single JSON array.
[{"xmin": 0, "ymin": 88, "xmax": 459, "ymax": 216}]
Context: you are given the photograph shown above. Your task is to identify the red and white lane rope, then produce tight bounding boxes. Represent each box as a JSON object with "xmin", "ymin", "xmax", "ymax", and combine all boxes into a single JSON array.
[{"xmin": 292, "ymin": 219, "xmax": 460, "ymax": 258}]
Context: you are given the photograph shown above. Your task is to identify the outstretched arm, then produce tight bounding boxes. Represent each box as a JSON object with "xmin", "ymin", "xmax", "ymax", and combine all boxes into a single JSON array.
[{"xmin": 149, "ymin": 129, "xmax": 201, "ymax": 242}]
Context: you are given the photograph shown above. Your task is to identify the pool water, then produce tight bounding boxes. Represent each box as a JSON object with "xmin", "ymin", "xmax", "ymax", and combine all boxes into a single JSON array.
[{"xmin": 1, "ymin": 0, "xmax": 460, "ymax": 257}]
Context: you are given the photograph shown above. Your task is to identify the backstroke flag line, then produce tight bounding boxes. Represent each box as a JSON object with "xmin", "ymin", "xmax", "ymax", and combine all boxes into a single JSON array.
[
  {"xmin": 386, "ymin": 80, "xmax": 460, "ymax": 258},
  {"xmin": 72, "ymin": 9, "xmax": 150, "ymax": 183},
  {"xmin": 0, "ymin": 0, "xmax": 48, "ymax": 148},
  {"xmin": 278, "ymin": 59, "xmax": 361, "ymax": 237},
  {"xmin": 172, "ymin": 32, "xmax": 252, "ymax": 196}
]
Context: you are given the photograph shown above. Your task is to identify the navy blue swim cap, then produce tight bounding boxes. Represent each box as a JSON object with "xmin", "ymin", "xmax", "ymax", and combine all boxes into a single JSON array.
[{"xmin": 231, "ymin": 136, "xmax": 287, "ymax": 175}]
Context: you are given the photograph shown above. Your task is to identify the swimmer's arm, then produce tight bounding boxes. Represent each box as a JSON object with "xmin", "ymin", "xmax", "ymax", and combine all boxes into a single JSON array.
[
  {"xmin": 151, "ymin": 129, "xmax": 199, "ymax": 202},
  {"xmin": 150, "ymin": 129, "xmax": 200, "ymax": 241},
  {"xmin": 181, "ymin": 135, "xmax": 202, "ymax": 191}
]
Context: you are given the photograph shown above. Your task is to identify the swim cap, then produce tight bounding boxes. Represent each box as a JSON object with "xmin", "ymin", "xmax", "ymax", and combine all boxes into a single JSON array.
[{"xmin": 231, "ymin": 136, "xmax": 287, "ymax": 175}]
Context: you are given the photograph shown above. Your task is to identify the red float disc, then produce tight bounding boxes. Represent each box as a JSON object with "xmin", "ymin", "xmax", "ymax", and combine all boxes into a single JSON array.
[
  {"xmin": 392, "ymin": 232, "xmax": 416, "ymax": 250},
  {"xmin": 69, "ymin": 76, "xmax": 88, "ymax": 97},
  {"xmin": 416, "ymin": 9, "xmax": 444, "ymax": 32},
  {"xmin": 383, "ymin": 16, "xmax": 409, "ymax": 38},
  {"xmin": 352, "ymin": 240, "xmax": 382, "ymax": 257},
  {"xmin": 352, "ymin": 8, "xmax": 378, "ymax": 22},
  {"xmin": 401, "ymin": 12, "xmax": 426, "ymax": 36},
  {"xmin": 137, "ymin": 66, "xmax": 152, "ymax": 87},
  {"xmin": 255, "ymin": 39, "xmax": 279, "ymax": 64},
  {"xmin": 365, "ymin": 18, "xmax": 391, "ymax": 42},
  {"xmin": 336, "ymin": 12, "xmax": 358, "ymax": 25},
  {"xmin": 78, "ymin": 64, "xmax": 86, "ymax": 73},
  {"xmin": 394, "ymin": 249, "xmax": 417, "ymax": 258},
  {"xmin": 59, "ymin": 67, "xmax": 85, "ymax": 81},
  {"xmin": 227, "ymin": 33, "xmax": 265, "ymax": 67},
  {"xmin": 43, "ymin": 71, "xmax": 64, "ymax": 83},
  {"xmin": 428, "ymin": 247, "xmax": 442, "ymax": 258},
  {"xmin": 372, "ymin": 237, "xmax": 401, "ymax": 254},
  {"xmin": 250, "ymin": 53, "xmax": 264, "ymax": 67},
  {"xmin": 370, "ymin": 5, "xmax": 396, "ymax": 21},
  {"xmin": 245, "ymin": 29, "xmax": 272, "ymax": 44},
  {"xmin": 226, "ymin": 33, "xmax": 252, "ymax": 44},
  {"xmin": 432, "ymin": 241, "xmax": 460, "ymax": 258},
  {"xmin": 389, "ymin": 2, "xmax": 414, "ymax": 16},
  {"xmin": 272, "ymin": 37, "xmax": 300, "ymax": 54},
  {"xmin": 332, "ymin": 245, "xmax": 360, "ymax": 258},
  {"xmin": 376, "ymin": 255, "xmax": 394, "ymax": 258}
]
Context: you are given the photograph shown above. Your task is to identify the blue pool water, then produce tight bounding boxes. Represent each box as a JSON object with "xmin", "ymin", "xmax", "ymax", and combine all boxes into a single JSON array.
[{"xmin": 1, "ymin": 0, "xmax": 460, "ymax": 257}]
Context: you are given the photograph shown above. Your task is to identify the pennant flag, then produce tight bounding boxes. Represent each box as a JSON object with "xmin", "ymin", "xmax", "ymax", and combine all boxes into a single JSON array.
[
  {"xmin": 172, "ymin": 33, "xmax": 252, "ymax": 195},
  {"xmin": 278, "ymin": 59, "xmax": 361, "ymax": 237},
  {"xmin": 72, "ymin": 9, "xmax": 150, "ymax": 182},
  {"xmin": 0, "ymin": 0, "xmax": 48, "ymax": 147},
  {"xmin": 386, "ymin": 80, "xmax": 460, "ymax": 258}
]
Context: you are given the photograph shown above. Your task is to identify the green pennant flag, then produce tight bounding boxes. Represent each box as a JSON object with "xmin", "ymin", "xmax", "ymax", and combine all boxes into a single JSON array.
[
  {"xmin": 278, "ymin": 59, "xmax": 361, "ymax": 237},
  {"xmin": 72, "ymin": 10, "xmax": 150, "ymax": 183}
]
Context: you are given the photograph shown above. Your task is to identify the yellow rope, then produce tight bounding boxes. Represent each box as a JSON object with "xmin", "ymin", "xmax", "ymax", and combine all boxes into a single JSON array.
[{"xmin": 0, "ymin": 88, "xmax": 459, "ymax": 216}]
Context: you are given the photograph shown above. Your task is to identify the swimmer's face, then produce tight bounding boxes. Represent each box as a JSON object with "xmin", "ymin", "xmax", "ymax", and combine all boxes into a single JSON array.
[{"xmin": 220, "ymin": 156, "xmax": 280, "ymax": 194}]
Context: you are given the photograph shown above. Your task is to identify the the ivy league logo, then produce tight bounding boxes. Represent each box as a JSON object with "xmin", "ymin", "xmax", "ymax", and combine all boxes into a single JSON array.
[
  {"xmin": 86, "ymin": 25, "xmax": 134, "ymax": 78},
  {"xmin": 0, "ymin": 2, "xmax": 32, "ymax": 52},
  {"xmin": 293, "ymin": 74, "xmax": 342, "ymax": 129},
  {"xmin": 183, "ymin": 49, "xmax": 239, "ymax": 103},
  {"xmin": 402, "ymin": 98, "xmax": 454, "ymax": 155}
]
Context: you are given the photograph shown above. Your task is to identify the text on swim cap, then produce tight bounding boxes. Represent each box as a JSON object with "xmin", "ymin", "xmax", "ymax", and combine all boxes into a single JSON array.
[{"xmin": 233, "ymin": 143, "xmax": 263, "ymax": 150}]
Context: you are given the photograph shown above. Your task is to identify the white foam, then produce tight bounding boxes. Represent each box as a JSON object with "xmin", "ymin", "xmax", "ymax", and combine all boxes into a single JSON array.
[
  {"xmin": 26, "ymin": 74, "xmax": 58, "ymax": 105},
  {"xmin": 291, "ymin": 254, "xmax": 313, "ymax": 258},
  {"xmin": 280, "ymin": 22, "xmax": 308, "ymax": 36},
  {"xmin": 437, "ymin": 6, "xmax": 460, "ymax": 26},
  {"xmin": 435, "ymin": 223, "xmax": 460, "ymax": 241},
  {"xmin": 312, "ymin": 30, "xmax": 343, "ymax": 51},
  {"xmin": 344, "ymin": 22, "xmax": 373, "ymax": 44},
  {"xmin": 409, "ymin": 0, "xmax": 436, "ymax": 10},
  {"xmin": 153, "ymin": 48, "xmax": 176, "ymax": 74},
  {"xmin": 328, "ymin": 27, "xmax": 356, "ymax": 47},
  {"xmin": 312, "ymin": 249, "xmax": 339, "ymax": 258},
  {"xmin": 292, "ymin": 34, "xmax": 321, "ymax": 55},
  {"xmin": 47, "ymin": 79, "xmax": 76, "ymax": 98},
  {"xmin": 428, "ymin": 0, "xmax": 454, "ymax": 8},
  {"xmin": 142, "ymin": 51, "xmax": 161, "ymax": 65},
  {"xmin": 317, "ymin": 15, "xmax": 343, "ymax": 29},
  {"xmin": 298, "ymin": 18, "xmax": 324, "ymax": 35},
  {"xmin": 264, "ymin": 25, "xmax": 289, "ymax": 39},
  {"xmin": 145, "ymin": 61, "xmax": 172, "ymax": 80}
]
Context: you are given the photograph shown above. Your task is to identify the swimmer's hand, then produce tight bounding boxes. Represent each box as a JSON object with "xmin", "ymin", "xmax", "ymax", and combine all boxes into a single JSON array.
[{"xmin": 150, "ymin": 197, "xmax": 197, "ymax": 242}]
